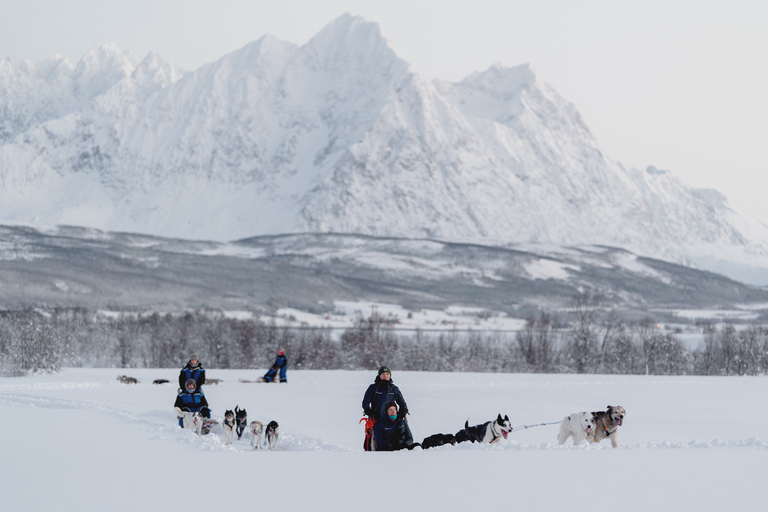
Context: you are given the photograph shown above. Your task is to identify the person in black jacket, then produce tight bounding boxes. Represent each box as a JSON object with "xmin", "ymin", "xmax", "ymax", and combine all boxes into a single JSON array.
[
  {"xmin": 178, "ymin": 354, "xmax": 205, "ymax": 391},
  {"xmin": 261, "ymin": 349, "xmax": 288, "ymax": 383}
]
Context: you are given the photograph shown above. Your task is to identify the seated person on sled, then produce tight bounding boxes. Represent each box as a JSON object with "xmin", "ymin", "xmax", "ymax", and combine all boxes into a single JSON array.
[
  {"xmin": 372, "ymin": 401, "xmax": 418, "ymax": 451},
  {"xmin": 174, "ymin": 378, "xmax": 211, "ymax": 427}
]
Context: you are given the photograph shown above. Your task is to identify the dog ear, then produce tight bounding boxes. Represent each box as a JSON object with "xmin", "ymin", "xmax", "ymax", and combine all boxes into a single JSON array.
[
  {"xmin": 607, "ymin": 405, "xmax": 613, "ymax": 409},
  {"xmin": 497, "ymin": 414, "xmax": 503, "ymax": 422},
  {"xmin": 504, "ymin": 415, "xmax": 509, "ymax": 421}
]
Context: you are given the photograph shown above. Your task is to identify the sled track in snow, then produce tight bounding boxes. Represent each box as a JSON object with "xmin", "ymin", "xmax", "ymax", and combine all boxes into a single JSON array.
[
  {"xmin": 0, "ymin": 392, "xmax": 352, "ymax": 452},
  {"xmin": 2, "ymin": 392, "xmax": 765, "ymax": 453}
]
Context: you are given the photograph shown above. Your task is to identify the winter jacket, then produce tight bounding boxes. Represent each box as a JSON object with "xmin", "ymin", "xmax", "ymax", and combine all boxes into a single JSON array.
[
  {"xmin": 174, "ymin": 389, "xmax": 209, "ymax": 414},
  {"xmin": 362, "ymin": 377, "xmax": 408, "ymax": 420},
  {"xmin": 271, "ymin": 354, "xmax": 288, "ymax": 370},
  {"xmin": 263, "ymin": 354, "xmax": 288, "ymax": 382},
  {"xmin": 372, "ymin": 401, "xmax": 414, "ymax": 451},
  {"xmin": 178, "ymin": 361, "xmax": 206, "ymax": 390}
]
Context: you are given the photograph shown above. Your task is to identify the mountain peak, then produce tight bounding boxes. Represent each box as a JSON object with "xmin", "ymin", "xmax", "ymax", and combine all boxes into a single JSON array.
[{"xmin": 303, "ymin": 14, "xmax": 401, "ymax": 73}]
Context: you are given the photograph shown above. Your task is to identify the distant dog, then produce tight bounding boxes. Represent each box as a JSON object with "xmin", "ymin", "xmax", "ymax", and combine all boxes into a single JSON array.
[
  {"xmin": 591, "ymin": 406, "xmax": 626, "ymax": 448},
  {"xmin": 117, "ymin": 375, "xmax": 138, "ymax": 384},
  {"xmin": 557, "ymin": 412, "xmax": 597, "ymax": 446},
  {"xmin": 235, "ymin": 406, "xmax": 248, "ymax": 440},
  {"xmin": 153, "ymin": 379, "xmax": 169, "ymax": 385},
  {"xmin": 455, "ymin": 414, "xmax": 513, "ymax": 444},
  {"xmin": 222, "ymin": 410, "xmax": 236, "ymax": 445},
  {"xmin": 421, "ymin": 433, "xmax": 456, "ymax": 449},
  {"xmin": 265, "ymin": 420, "xmax": 279, "ymax": 450},
  {"xmin": 249, "ymin": 420, "xmax": 264, "ymax": 450},
  {"xmin": 175, "ymin": 407, "xmax": 203, "ymax": 436}
]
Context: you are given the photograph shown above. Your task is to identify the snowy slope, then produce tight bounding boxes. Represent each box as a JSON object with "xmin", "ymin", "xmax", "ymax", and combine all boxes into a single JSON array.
[
  {"xmin": 1, "ymin": 368, "xmax": 766, "ymax": 511},
  {"xmin": 2, "ymin": 14, "xmax": 768, "ymax": 282}
]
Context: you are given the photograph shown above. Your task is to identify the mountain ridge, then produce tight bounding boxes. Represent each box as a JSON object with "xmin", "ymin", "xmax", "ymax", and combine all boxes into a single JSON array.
[{"xmin": 1, "ymin": 14, "xmax": 768, "ymax": 284}]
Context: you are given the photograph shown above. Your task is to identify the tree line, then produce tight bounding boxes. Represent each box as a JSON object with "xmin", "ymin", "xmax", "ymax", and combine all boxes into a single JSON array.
[{"xmin": 1, "ymin": 300, "xmax": 767, "ymax": 377}]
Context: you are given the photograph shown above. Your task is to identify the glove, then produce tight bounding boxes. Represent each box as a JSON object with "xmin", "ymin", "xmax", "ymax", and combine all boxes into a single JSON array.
[
  {"xmin": 364, "ymin": 408, "xmax": 374, "ymax": 418},
  {"xmin": 397, "ymin": 408, "xmax": 408, "ymax": 420}
]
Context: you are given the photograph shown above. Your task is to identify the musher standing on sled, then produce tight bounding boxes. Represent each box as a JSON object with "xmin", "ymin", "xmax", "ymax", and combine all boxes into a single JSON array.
[
  {"xmin": 361, "ymin": 366, "xmax": 413, "ymax": 450},
  {"xmin": 179, "ymin": 354, "xmax": 205, "ymax": 391},
  {"xmin": 261, "ymin": 349, "xmax": 288, "ymax": 383}
]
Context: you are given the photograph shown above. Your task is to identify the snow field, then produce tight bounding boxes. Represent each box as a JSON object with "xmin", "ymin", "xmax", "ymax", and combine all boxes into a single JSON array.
[{"xmin": 1, "ymin": 369, "xmax": 767, "ymax": 511}]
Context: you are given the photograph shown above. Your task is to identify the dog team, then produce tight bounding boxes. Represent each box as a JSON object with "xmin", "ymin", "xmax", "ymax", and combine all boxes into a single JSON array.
[
  {"xmin": 177, "ymin": 356, "xmax": 626, "ymax": 451},
  {"xmin": 362, "ymin": 365, "xmax": 626, "ymax": 451},
  {"xmin": 174, "ymin": 353, "xmax": 281, "ymax": 449}
]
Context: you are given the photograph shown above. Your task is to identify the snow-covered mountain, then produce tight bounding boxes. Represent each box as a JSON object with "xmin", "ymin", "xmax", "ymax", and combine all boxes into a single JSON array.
[{"xmin": 2, "ymin": 14, "xmax": 768, "ymax": 283}]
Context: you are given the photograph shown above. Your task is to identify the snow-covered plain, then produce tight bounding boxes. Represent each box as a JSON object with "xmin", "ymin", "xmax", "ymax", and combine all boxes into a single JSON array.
[{"xmin": 2, "ymin": 369, "xmax": 766, "ymax": 511}]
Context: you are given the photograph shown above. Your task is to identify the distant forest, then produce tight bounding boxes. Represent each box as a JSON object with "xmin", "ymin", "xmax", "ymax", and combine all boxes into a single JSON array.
[{"xmin": 2, "ymin": 293, "xmax": 767, "ymax": 377}]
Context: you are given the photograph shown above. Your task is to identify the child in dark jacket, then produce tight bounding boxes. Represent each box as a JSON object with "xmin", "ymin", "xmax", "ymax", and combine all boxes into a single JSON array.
[
  {"xmin": 174, "ymin": 379, "xmax": 210, "ymax": 427},
  {"xmin": 373, "ymin": 402, "xmax": 417, "ymax": 451}
]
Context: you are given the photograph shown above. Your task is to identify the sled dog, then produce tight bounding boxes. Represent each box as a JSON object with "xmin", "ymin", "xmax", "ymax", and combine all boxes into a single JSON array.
[
  {"xmin": 235, "ymin": 406, "xmax": 248, "ymax": 440},
  {"xmin": 175, "ymin": 407, "xmax": 203, "ymax": 436},
  {"xmin": 249, "ymin": 420, "xmax": 264, "ymax": 450},
  {"xmin": 455, "ymin": 414, "xmax": 513, "ymax": 444},
  {"xmin": 591, "ymin": 406, "xmax": 626, "ymax": 448},
  {"xmin": 265, "ymin": 420, "xmax": 279, "ymax": 450},
  {"xmin": 222, "ymin": 410, "xmax": 236, "ymax": 445},
  {"xmin": 421, "ymin": 433, "xmax": 456, "ymax": 449},
  {"xmin": 557, "ymin": 412, "xmax": 597, "ymax": 446}
]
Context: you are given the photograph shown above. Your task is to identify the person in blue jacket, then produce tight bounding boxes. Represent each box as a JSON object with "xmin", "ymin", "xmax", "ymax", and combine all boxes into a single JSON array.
[
  {"xmin": 178, "ymin": 354, "xmax": 205, "ymax": 391},
  {"xmin": 372, "ymin": 401, "xmax": 417, "ymax": 451},
  {"xmin": 261, "ymin": 349, "xmax": 288, "ymax": 383},
  {"xmin": 174, "ymin": 378, "xmax": 210, "ymax": 427}
]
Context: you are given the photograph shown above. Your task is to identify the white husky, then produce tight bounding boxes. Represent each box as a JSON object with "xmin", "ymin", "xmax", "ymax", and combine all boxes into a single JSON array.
[
  {"xmin": 175, "ymin": 407, "xmax": 203, "ymax": 436},
  {"xmin": 557, "ymin": 412, "xmax": 597, "ymax": 446},
  {"xmin": 249, "ymin": 420, "xmax": 264, "ymax": 450}
]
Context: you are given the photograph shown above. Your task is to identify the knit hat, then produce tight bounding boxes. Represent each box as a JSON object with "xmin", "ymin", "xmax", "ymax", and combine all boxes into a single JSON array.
[
  {"xmin": 378, "ymin": 365, "xmax": 391, "ymax": 377},
  {"xmin": 189, "ymin": 354, "xmax": 199, "ymax": 362},
  {"xmin": 185, "ymin": 379, "xmax": 196, "ymax": 390}
]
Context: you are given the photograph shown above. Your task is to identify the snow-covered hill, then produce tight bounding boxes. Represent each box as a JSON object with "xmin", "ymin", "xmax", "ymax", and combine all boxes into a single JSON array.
[{"xmin": 2, "ymin": 14, "xmax": 768, "ymax": 283}]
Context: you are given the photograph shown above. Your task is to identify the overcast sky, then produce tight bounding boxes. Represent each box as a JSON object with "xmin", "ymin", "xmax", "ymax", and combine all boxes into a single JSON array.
[{"xmin": 2, "ymin": 0, "xmax": 766, "ymax": 223}]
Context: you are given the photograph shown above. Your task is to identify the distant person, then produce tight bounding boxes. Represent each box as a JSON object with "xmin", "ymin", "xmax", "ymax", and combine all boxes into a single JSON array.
[
  {"xmin": 261, "ymin": 349, "xmax": 288, "ymax": 383},
  {"xmin": 361, "ymin": 366, "xmax": 413, "ymax": 449},
  {"xmin": 174, "ymin": 378, "xmax": 210, "ymax": 427},
  {"xmin": 178, "ymin": 354, "xmax": 205, "ymax": 391}
]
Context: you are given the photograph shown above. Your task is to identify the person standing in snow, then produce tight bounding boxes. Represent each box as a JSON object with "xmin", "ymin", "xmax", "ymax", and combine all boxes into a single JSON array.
[
  {"xmin": 362, "ymin": 366, "xmax": 413, "ymax": 449},
  {"xmin": 178, "ymin": 354, "xmax": 206, "ymax": 391},
  {"xmin": 261, "ymin": 349, "xmax": 288, "ymax": 383}
]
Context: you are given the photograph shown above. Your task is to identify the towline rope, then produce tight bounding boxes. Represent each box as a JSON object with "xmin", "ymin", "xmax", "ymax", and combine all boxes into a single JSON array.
[{"xmin": 512, "ymin": 421, "xmax": 561, "ymax": 431}]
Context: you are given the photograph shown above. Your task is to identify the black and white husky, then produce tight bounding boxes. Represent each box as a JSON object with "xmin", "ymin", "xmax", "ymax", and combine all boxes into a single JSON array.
[
  {"xmin": 265, "ymin": 420, "xmax": 279, "ymax": 450},
  {"xmin": 455, "ymin": 414, "xmax": 513, "ymax": 444},
  {"xmin": 223, "ymin": 410, "xmax": 236, "ymax": 445},
  {"xmin": 235, "ymin": 406, "xmax": 248, "ymax": 440}
]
